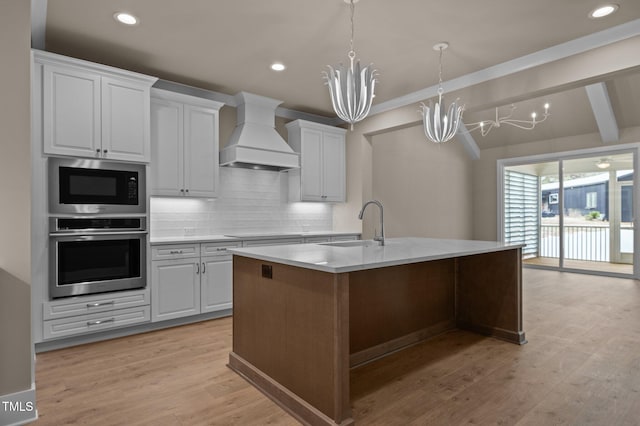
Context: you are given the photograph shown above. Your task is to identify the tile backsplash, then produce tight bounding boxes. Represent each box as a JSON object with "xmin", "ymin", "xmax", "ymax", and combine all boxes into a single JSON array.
[{"xmin": 150, "ymin": 167, "xmax": 333, "ymax": 237}]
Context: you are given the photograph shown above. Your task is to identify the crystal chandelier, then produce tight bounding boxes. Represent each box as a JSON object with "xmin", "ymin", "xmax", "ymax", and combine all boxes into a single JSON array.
[
  {"xmin": 420, "ymin": 42, "xmax": 464, "ymax": 143},
  {"xmin": 323, "ymin": 0, "xmax": 377, "ymax": 130},
  {"xmin": 465, "ymin": 103, "xmax": 550, "ymax": 137}
]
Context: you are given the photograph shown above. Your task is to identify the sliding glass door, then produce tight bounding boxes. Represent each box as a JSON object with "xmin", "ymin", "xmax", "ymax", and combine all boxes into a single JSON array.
[{"xmin": 501, "ymin": 149, "xmax": 636, "ymax": 277}]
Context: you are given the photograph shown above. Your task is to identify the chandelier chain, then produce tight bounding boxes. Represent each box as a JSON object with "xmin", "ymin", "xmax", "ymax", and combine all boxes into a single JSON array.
[{"xmin": 349, "ymin": 0, "xmax": 355, "ymax": 57}]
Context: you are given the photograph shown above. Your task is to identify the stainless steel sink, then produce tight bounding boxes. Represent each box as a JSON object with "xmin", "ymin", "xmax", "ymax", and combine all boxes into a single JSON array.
[{"xmin": 320, "ymin": 240, "xmax": 376, "ymax": 247}]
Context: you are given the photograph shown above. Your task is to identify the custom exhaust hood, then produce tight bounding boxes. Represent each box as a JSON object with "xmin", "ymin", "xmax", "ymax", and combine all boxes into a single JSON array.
[{"xmin": 220, "ymin": 92, "xmax": 299, "ymax": 171}]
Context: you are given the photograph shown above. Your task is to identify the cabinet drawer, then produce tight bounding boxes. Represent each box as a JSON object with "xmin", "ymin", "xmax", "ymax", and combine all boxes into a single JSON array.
[
  {"xmin": 43, "ymin": 306, "xmax": 150, "ymax": 340},
  {"xmin": 43, "ymin": 290, "xmax": 149, "ymax": 320},
  {"xmin": 201, "ymin": 241, "xmax": 242, "ymax": 257},
  {"xmin": 152, "ymin": 243, "xmax": 200, "ymax": 260}
]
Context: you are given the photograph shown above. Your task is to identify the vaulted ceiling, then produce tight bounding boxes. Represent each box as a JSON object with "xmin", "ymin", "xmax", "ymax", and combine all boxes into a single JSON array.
[{"xmin": 37, "ymin": 0, "xmax": 640, "ymax": 149}]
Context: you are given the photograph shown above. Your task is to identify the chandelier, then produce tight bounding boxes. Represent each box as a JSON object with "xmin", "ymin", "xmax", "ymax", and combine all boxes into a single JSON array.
[
  {"xmin": 420, "ymin": 42, "xmax": 464, "ymax": 143},
  {"xmin": 323, "ymin": 0, "xmax": 377, "ymax": 130},
  {"xmin": 465, "ymin": 103, "xmax": 550, "ymax": 137}
]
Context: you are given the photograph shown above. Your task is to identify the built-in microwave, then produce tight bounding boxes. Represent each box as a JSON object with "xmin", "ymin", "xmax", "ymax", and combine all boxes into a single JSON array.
[{"xmin": 49, "ymin": 158, "xmax": 146, "ymax": 215}]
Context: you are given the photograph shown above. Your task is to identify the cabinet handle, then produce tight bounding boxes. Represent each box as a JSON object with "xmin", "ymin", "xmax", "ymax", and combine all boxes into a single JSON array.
[
  {"xmin": 86, "ymin": 301, "xmax": 115, "ymax": 308},
  {"xmin": 321, "ymin": 195, "xmax": 328, "ymax": 199},
  {"xmin": 169, "ymin": 249, "xmax": 183, "ymax": 254},
  {"xmin": 202, "ymin": 262, "xmax": 206, "ymax": 274},
  {"xmin": 196, "ymin": 262, "xmax": 200, "ymax": 274},
  {"xmin": 87, "ymin": 318, "xmax": 115, "ymax": 326},
  {"xmin": 216, "ymin": 247, "xmax": 227, "ymax": 251}
]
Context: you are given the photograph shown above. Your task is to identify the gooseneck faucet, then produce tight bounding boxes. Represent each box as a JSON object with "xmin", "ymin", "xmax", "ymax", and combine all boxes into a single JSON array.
[{"xmin": 358, "ymin": 200, "xmax": 385, "ymax": 246}]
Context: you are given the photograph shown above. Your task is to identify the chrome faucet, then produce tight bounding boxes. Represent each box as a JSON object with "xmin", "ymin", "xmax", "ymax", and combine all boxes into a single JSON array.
[{"xmin": 358, "ymin": 200, "xmax": 385, "ymax": 246}]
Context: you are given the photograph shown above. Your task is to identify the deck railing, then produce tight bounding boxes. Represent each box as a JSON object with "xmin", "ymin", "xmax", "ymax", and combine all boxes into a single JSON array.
[{"xmin": 540, "ymin": 224, "xmax": 633, "ymax": 262}]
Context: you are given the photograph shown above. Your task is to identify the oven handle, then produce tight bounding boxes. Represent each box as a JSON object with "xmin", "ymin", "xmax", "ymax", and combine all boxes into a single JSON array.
[{"xmin": 50, "ymin": 231, "xmax": 148, "ymax": 237}]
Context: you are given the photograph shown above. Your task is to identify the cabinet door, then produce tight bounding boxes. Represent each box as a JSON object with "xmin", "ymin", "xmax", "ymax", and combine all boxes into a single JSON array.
[
  {"xmin": 321, "ymin": 132, "xmax": 346, "ymax": 202},
  {"xmin": 102, "ymin": 77, "xmax": 151, "ymax": 162},
  {"xmin": 150, "ymin": 99, "xmax": 184, "ymax": 196},
  {"xmin": 43, "ymin": 64, "xmax": 101, "ymax": 158},
  {"xmin": 184, "ymin": 105, "xmax": 219, "ymax": 198},
  {"xmin": 201, "ymin": 257, "xmax": 233, "ymax": 313},
  {"xmin": 300, "ymin": 128, "xmax": 324, "ymax": 201},
  {"xmin": 151, "ymin": 259, "xmax": 201, "ymax": 321}
]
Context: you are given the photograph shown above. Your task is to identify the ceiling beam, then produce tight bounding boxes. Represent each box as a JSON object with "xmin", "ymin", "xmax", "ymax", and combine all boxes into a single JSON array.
[
  {"xmin": 369, "ymin": 19, "xmax": 640, "ymax": 117},
  {"xmin": 456, "ymin": 123, "xmax": 480, "ymax": 160},
  {"xmin": 31, "ymin": 0, "xmax": 47, "ymax": 49},
  {"xmin": 585, "ymin": 82, "xmax": 619, "ymax": 144}
]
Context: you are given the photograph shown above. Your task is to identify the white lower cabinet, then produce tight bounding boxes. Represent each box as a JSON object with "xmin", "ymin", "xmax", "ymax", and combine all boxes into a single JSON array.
[
  {"xmin": 44, "ymin": 306, "xmax": 150, "ymax": 340},
  {"xmin": 151, "ymin": 258, "xmax": 201, "ymax": 321},
  {"xmin": 201, "ymin": 256, "xmax": 233, "ymax": 313},
  {"xmin": 42, "ymin": 289, "xmax": 150, "ymax": 340},
  {"xmin": 151, "ymin": 241, "xmax": 240, "ymax": 321}
]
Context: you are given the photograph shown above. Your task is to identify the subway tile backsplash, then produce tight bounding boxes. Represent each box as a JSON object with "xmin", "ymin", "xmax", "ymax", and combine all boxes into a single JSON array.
[{"xmin": 150, "ymin": 167, "xmax": 333, "ymax": 237}]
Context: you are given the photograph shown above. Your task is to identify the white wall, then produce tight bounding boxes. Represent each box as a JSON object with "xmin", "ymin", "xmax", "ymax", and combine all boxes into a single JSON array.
[
  {"xmin": 371, "ymin": 124, "xmax": 474, "ymax": 239},
  {"xmin": 0, "ymin": 0, "xmax": 34, "ymax": 422}
]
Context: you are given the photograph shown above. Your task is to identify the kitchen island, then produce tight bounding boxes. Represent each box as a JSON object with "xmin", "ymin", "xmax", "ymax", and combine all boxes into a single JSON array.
[{"xmin": 228, "ymin": 237, "xmax": 525, "ymax": 426}]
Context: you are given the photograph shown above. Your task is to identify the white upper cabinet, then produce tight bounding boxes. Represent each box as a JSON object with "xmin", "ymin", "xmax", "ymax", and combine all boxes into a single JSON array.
[
  {"xmin": 150, "ymin": 89, "xmax": 224, "ymax": 198},
  {"xmin": 101, "ymin": 77, "xmax": 151, "ymax": 162},
  {"xmin": 35, "ymin": 50, "xmax": 157, "ymax": 163},
  {"xmin": 42, "ymin": 64, "xmax": 101, "ymax": 158},
  {"xmin": 287, "ymin": 119, "xmax": 346, "ymax": 202}
]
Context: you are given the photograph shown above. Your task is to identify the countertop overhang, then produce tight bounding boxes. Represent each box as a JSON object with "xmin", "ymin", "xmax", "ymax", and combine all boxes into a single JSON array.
[{"xmin": 230, "ymin": 237, "xmax": 525, "ymax": 273}]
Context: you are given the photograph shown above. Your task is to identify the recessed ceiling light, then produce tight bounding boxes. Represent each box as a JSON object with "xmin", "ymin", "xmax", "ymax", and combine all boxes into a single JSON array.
[
  {"xmin": 270, "ymin": 62, "xmax": 286, "ymax": 72},
  {"xmin": 114, "ymin": 12, "xmax": 139, "ymax": 25},
  {"xmin": 589, "ymin": 4, "xmax": 619, "ymax": 18}
]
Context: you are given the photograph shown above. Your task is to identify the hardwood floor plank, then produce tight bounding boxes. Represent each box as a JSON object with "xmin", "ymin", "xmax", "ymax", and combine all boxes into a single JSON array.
[{"xmin": 34, "ymin": 269, "xmax": 640, "ymax": 425}]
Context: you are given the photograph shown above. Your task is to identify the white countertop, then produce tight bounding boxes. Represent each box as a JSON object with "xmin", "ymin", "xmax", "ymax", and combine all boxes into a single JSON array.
[
  {"xmin": 230, "ymin": 237, "xmax": 525, "ymax": 273},
  {"xmin": 149, "ymin": 231, "xmax": 361, "ymax": 245}
]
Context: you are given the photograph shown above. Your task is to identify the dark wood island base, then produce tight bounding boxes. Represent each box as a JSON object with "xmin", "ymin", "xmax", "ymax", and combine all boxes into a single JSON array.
[{"xmin": 228, "ymin": 247, "xmax": 525, "ymax": 426}]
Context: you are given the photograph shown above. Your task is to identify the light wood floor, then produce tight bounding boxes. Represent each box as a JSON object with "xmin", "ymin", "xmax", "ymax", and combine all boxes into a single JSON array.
[
  {"xmin": 524, "ymin": 256, "xmax": 633, "ymax": 275},
  {"xmin": 34, "ymin": 269, "xmax": 640, "ymax": 425}
]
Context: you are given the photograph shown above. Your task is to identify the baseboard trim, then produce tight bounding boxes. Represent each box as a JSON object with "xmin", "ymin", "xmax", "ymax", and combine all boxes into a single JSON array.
[
  {"xmin": 457, "ymin": 322, "xmax": 527, "ymax": 345},
  {"xmin": 228, "ymin": 352, "xmax": 354, "ymax": 426},
  {"xmin": 349, "ymin": 320, "xmax": 456, "ymax": 367},
  {"xmin": 0, "ymin": 385, "xmax": 38, "ymax": 426}
]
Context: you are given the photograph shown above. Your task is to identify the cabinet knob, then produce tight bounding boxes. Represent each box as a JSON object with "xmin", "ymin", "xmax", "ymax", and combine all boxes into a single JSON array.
[
  {"xmin": 180, "ymin": 189, "xmax": 184, "ymax": 193},
  {"xmin": 103, "ymin": 149, "xmax": 108, "ymax": 156},
  {"xmin": 185, "ymin": 189, "xmax": 189, "ymax": 193},
  {"xmin": 96, "ymin": 148, "xmax": 101, "ymax": 154}
]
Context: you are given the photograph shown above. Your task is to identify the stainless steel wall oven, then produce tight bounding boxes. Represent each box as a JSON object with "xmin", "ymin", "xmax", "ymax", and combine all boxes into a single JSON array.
[{"xmin": 49, "ymin": 217, "xmax": 147, "ymax": 298}]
